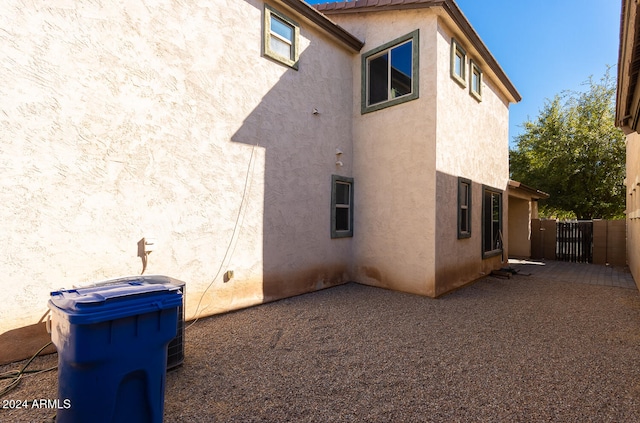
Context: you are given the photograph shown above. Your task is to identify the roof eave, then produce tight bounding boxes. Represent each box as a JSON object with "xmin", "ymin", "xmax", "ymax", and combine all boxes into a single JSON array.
[
  {"xmin": 277, "ymin": 0, "xmax": 364, "ymax": 52},
  {"xmin": 508, "ymin": 180, "xmax": 550, "ymax": 200},
  {"xmin": 616, "ymin": 0, "xmax": 634, "ymax": 131}
]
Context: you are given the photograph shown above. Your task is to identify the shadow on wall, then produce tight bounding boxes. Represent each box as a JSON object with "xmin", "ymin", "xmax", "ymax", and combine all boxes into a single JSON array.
[
  {"xmin": 229, "ymin": 2, "xmax": 354, "ymax": 303},
  {"xmin": 435, "ymin": 171, "xmax": 508, "ymax": 296},
  {"xmin": 0, "ymin": 314, "xmax": 56, "ymax": 364}
]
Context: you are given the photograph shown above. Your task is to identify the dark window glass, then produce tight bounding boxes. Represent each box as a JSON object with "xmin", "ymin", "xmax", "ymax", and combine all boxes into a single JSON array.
[
  {"xmin": 336, "ymin": 182, "xmax": 350, "ymax": 206},
  {"xmin": 368, "ymin": 53, "xmax": 389, "ymax": 105},
  {"xmin": 483, "ymin": 189, "xmax": 501, "ymax": 253},
  {"xmin": 390, "ymin": 41, "xmax": 412, "ymax": 98},
  {"xmin": 458, "ymin": 179, "xmax": 471, "ymax": 238},
  {"xmin": 336, "ymin": 208, "xmax": 349, "ymax": 231}
]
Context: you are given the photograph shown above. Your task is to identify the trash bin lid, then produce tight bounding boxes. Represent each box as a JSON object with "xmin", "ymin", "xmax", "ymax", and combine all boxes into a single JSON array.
[{"xmin": 48, "ymin": 280, "xmax": 183, "ymax": 325}]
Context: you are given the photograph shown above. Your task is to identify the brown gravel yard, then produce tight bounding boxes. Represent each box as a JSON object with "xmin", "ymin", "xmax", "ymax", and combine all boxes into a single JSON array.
[{"xmin": 2, "ymin": 260, "xmax": 640, "ymax": 422}]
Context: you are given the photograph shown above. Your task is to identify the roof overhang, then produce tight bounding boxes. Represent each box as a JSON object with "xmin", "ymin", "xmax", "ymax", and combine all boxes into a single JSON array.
[
  {"xmin": 275, "ymin": 0, "xmax": 364, "ymax": 52},
  {"xmin": 508, "ymin": 180, "xmax": 549, "ymax": 201},
  {"xmin": 314, "ymin": 0, "xmax": 521, "ymax": 104},
  {"xmin": 616, "ymin": 0, "xmax": 640, "ymax": 133}
]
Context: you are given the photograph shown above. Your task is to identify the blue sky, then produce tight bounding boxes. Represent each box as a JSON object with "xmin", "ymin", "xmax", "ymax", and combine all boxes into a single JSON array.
[
  {"xmin": 454, "ymin": 0, "xmax": 620, "ymax": 148},
  {"xmin": 308, "ymin": 0, "xmax": 621, "ymax": 148}
]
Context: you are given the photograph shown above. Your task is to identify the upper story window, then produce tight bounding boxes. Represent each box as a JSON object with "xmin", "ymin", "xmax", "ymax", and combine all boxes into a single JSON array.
[
  {"xmin": 450, "ymin": 39, "xmax": 467, "ymax": 87},
  {"xmin": 470, "ymin": 60, "xmax": 483, "ymax": 101},
  {"xmin": 264, "ymin": 6, "xmax": 299, "ymax": 70},
  {"xmin": 361, "ymin": 30, "xmax": 419, "ymax": 114}
]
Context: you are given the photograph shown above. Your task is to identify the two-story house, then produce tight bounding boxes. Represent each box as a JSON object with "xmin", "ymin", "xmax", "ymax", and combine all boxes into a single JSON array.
[{"xmin": 0, "ymin": 0, "xmax": 519, "ymax": 363}]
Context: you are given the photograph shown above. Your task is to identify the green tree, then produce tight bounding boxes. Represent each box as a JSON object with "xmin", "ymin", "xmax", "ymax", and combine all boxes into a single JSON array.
[{"xmin": 510, "ymin": 68, "xmax": 626, "ymax": 220}]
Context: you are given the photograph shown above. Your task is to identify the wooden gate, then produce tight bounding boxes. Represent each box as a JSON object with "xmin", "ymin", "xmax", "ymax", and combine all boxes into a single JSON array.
[{"xmin": 556, "ymin": 221, "xmax": 593, "ymax": 263}]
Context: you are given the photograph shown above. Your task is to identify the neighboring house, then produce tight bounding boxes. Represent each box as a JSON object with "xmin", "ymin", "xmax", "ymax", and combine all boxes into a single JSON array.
[
  {"xmin": 0, "ymin": 0, "xmax": 519, "ymax": 363},
  {"xmin": 507, "ymin": 180, "xmax": 549, "ymax": 259},
  {"xmin": 617, "ymin": 0, "xmax": 640, "ymax": 288}
]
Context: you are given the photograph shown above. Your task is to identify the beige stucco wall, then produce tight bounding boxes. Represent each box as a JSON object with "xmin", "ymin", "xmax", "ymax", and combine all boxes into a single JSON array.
[
  {"xmin": 0, "ymin": 0, "xmax": 355, "ymax": 352},
  {"xmin": 329, "ymin": 10, "xmax": 438, "ymax": 297},
  {"xmin": 627, "ymin": 131, "xmax": 640, "ymax": 287},
  {"xmin": 508, "ymin": 196, "xmax": 532, "ymax": 259},
  {"xmin": 433, "ymin": 20, "xmax": 511, "ymax": 295}
]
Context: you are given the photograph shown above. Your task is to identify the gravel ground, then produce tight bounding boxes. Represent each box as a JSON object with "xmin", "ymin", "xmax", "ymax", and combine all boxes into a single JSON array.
[{"xmin": 3, "ymin": 263, "xmax": 640, "ymax": 422}]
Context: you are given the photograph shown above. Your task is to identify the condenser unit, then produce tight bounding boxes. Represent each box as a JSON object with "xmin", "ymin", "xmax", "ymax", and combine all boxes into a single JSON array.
[{"xmin": 89, "ymin": 275, "xmax": 186, "ymax": 370}]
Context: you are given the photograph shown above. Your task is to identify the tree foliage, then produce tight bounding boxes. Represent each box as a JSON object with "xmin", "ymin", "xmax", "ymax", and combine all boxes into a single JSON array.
[{"xmin": 510, "ymin": 69, "xmax": 626, "ymax": 220}]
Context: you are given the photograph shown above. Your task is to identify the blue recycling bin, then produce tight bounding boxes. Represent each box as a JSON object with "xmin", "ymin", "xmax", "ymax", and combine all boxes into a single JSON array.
[{"xmin": 48, "ymin": 279, "xmax": 183, "ymax": 423}]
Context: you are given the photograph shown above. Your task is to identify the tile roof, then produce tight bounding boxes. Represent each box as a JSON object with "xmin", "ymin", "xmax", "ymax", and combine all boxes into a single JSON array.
[
  {"xmin": 278, "ymin": 0, "xmax": 364, "ymax": 52},
  {"xmin": 315, "ymin": 0, "xmax": 441, "ymax": 12},
  {"xmin": 313, "ymin": 0, "xmax": 521, "ymax": 103}
]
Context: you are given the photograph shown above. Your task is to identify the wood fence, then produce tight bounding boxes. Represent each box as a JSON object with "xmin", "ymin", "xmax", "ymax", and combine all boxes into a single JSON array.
[
  {"xmin": 531, "ymin": 219, "xmax": 627, "ymax": 266},
  {"xmin": 556, "ymin": 221, "xmax": 593, "ymax": 263}
]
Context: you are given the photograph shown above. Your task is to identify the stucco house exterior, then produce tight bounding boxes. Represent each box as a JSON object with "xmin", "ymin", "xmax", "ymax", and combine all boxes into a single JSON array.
[
  {"xmin": 0, "ymin": 0, "xmax": 519, "ymax": 363},
  {"xmin": 316, "ymin": 0, "xmax": 520, "ymax": 298},
  {"xmin": 617, "ymin": 0, "xmax": 640, "ymax": 289},
  {"xmin": 507, "ymin": 180, "xmax": 549, "ymax": 259}
]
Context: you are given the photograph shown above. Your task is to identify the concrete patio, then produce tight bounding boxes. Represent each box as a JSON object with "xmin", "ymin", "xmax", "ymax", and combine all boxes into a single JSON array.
[{"xmin": 2, "ymin": 259, "xmax": 640, "ymax": 422}]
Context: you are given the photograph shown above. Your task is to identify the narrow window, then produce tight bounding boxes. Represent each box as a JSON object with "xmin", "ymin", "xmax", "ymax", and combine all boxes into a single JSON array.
[
  {"xmin": 264, "ymin": 6, "xmax": 299, "ymax": 70},
  {"xmin": 470, "ymin": 60, "xmax": 482, "ymax": 101},
  {"xmin": 482, "ymin": 186, "xmax": 502, "ymax": 257},
  {"xmin": 362, "ymin": 30, "xmax": 419, "ymax": 114},
  {"xmin": 458, "ymin": 177, "xmax": 472, "ymax": 238},
  {"xmin": 331, "ymin": 175, "xmax": 354, "ymax": 238},
  {"xmin": 451, "ymin": 39, "xmax": 467, "ymax": 87}
]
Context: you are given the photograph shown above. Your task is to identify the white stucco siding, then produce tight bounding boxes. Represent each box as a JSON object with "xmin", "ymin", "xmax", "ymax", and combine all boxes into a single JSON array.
[
  {"xmin": 434, "ymin": 22, "xmax": 510, "ymax": 187},
  {"xmin": 0, "ymin": 0, "xmax": 355, "ymax": 336},
  {"xmin": 330, "ymin": 11, "xmax": 438, "ymax": 296},
  {"xmin": 433, "ymin": 21, "xmax": 512, "ymax": 294}
]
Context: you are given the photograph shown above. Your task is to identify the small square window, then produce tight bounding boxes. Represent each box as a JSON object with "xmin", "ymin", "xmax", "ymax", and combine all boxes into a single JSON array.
[
  {"xmin": 470, "ymin": 60, "xmax": 482, "ymax": 101},
  {"xmin": 361, "ymin": 30, "xmax": 419, "ymax": 114},
  {"xmin": 264, "ymin": 6, "xmax": 299, "ymax": 70},
  {"xmin": 458, "ymin": 177, "xmax": 472, "ymax": 239},
  {"xmin": 451, "ymin": 39, "xmax": 467, "ymax": 87},
  {"xmin": 331, "ymin": 175, "xmax": 354, "ymax": 238}
]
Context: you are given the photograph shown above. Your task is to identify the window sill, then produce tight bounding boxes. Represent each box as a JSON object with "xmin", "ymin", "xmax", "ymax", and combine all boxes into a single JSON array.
[
  {"xmin": 361, "ymin": 93, "xmax": 419, "ymax": 114},
  {"xmin": 482, "ymin": 249, "xmax": 503, "ymax": 259}
]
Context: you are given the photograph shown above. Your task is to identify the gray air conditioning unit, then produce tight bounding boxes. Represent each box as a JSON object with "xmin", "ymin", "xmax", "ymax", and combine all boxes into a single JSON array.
[{"xmin": 89, "ymin": 274, "xmax": 186, "ymax": 370}]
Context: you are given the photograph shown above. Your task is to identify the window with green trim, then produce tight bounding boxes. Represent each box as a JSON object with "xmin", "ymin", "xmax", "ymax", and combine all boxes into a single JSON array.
[
  {"xmin": 264, "ymin": 6, "xmax": 299, "ymax": 70},
  {"xmin": 451, "ymin": 39, "xmax": 467, "ymax": 87},
  {"xmin": 482, "ymin": 186, "xmax": 502, "ymax": 258},
  {"xmin": 331, "ymin": 175, "xmax": 354, "ymax": 238},
  {"xmin": 470, "ymin": 60, "xmax": 482, "ymax": 101},
  {"xmin": 458, "ymin": 177, "xmax": 471, "ymax": 239},
  {"xmin": 361, "ymin": 30, "xmax": 419, "ymax": 114}
]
